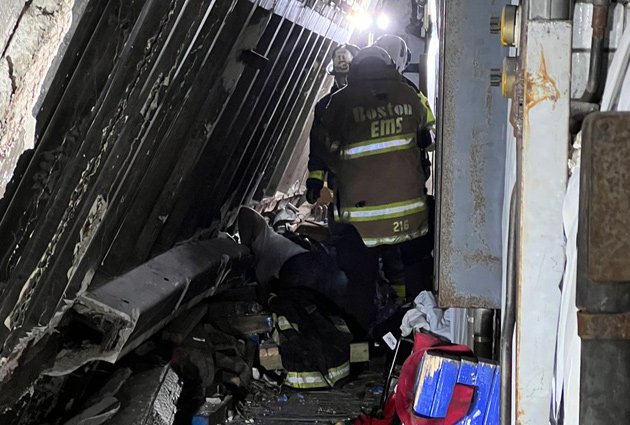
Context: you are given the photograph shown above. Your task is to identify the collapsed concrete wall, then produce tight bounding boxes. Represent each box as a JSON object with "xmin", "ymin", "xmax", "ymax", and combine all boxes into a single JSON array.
[{"xmin": 0, "ymin": 0, "xmax": 82, "ymax": 199}]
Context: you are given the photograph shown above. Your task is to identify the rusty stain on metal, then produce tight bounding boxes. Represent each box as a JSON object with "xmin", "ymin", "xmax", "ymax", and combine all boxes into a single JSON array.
[
  {"xmin": 525, "ymin": 50, "xmax": 560, "ymax": 111},
  {"xmin": 578, "ymin": 312, "xmax": 630, "ymax": 340},
  {"xmin": 592, "ymin": 4, "xmax": 609, "ymax": 40}
]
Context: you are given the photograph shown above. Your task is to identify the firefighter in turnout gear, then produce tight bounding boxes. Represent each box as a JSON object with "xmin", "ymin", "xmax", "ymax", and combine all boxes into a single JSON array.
[
  {"xmin": 318, "ymin": 46, "xmax": 430, "ymax": 299},
  {"xmin": 306, "ymin": 44, "xmax": 360, "ymax": 205}
]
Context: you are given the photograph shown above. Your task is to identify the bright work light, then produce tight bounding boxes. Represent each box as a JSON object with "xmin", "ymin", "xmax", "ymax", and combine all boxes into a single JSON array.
[
  {"xmin": 350, "ymin": 8, "xmax": 373, "ymax": 31},
  {"xmin": 376, "ymin": 12, "xmax": 390, "ymax": 30}
]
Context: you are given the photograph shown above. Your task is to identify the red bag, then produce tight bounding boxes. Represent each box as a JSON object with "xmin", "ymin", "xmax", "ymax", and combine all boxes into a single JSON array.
[{"xmin": 354, "ymin": 332, "xmax": 474, "ymax": 425}]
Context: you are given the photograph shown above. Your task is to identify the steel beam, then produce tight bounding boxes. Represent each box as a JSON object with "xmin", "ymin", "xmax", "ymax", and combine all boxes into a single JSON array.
[
  {"xmin": 515, "ymin": 20, "xmax": 571, "ymax": 425},
  {"xmin": 0, "ymin": 238, "xmax": 249, "ymax": 412},
  {"xmin": 435, "ymin": 0, "xmax": 508, "ymax": 309},
  {"xmin": 54, "ymin": 238, "xmax": 250, "ymax": 372}
]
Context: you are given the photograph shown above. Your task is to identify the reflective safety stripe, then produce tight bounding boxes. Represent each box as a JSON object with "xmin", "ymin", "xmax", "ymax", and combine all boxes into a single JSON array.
[
  {"xmin": 391, "ymin": 283, "xmax": 406, "ymax": 299},
  {"xmin": 341, "ymin": 198, "xmax": 425, "ymax": 222},
  {"xmin": 285, "ymin": 374, "xmax": 326, "ymax": 388},
  {"xmin": 341, "ymin": 133, "xmax": 415, "ymax": 159},
  {"xmin": 328, "ymin": 362, "xmax": 351, "ymax": 381},
  {"xmin": 277, "ymin": 315, "xmax": 298, "ymax": 331},
  {"xmin": 285, "ymin": 361, "xmax": 351, "ymax": 389},
  {"xmin": 308, "ymin": 170, "xmax": 325, "ymax": 181},
  {"xmin": 362, "ymin": 227, "xmax": 428, "ymax": 247}
]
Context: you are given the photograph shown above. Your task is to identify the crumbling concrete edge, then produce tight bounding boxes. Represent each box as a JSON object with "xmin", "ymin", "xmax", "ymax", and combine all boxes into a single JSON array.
[{"xmin": 0, "ymin": 0, "xmax": 85, "ymax": 199}]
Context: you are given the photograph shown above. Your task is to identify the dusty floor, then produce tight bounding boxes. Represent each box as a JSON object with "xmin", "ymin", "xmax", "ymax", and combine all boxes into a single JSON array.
[{"xmin": 233, "ymin": 368, "xmax": 385, "ymax": 424}]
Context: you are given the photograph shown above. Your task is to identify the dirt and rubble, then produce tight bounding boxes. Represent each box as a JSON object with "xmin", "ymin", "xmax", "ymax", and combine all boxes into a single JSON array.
[
  {"xmin": 0, "ymin": 204, "xmax": 396, "ymax": 424},
  {"xmin": 0, "ymin": 199, "xmax": 460, "ymax": 425}
]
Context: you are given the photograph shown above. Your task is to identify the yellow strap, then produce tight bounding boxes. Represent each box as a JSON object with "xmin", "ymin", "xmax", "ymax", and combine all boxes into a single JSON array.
[
  {"xmin": 308, "ymin": 170, "xmax": 325, "ymax": 181},
  {"xmin": 418, "ymin": 92, "xmax": 435, "ymax": 126}
]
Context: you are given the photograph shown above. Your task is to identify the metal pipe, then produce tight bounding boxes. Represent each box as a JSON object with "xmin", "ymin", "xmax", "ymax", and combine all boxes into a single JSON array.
[
  {"xmin": 467, "ymin": 309, "xmax": 475, "ymax": 349},
  {"xmin": 474, "ymin": 308, "xmax": 495, "ymax": 359},
  {"xmin": 580, "ymin": 0, "xmax": 610, "ymax": 102},
  {"xmin": 493, "ymin": 309, "xmax": 501, "ymax": 361},
  {"xmin": 569, "ymin": 99, "xmax": 600, "ymax": 133},
  {"xmin": 381, "ymin": 338, "xmax": 402, "ymax": 408},
  {"xmin": 501, "ymin": 188, "xmax": 518, "ymax": 425}
]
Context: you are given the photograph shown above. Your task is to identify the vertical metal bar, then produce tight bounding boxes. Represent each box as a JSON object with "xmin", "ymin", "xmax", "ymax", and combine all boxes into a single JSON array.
[
  {"xmin": 435, "ymin": 0, "xmax": 508, "ymax": 308},
  {"xmin": 580, "ymin": 1, "xmax": 610, "ymax": 102},
  {"xmin": 515, "ymin": 20, "xmax": 571, "ymax": 425},
  {"xmin": 501, "ymin": 188, "xmax": 517, "ymax": 425},
  {"xmin": 233, "ymin": 28, "xmax": 319, "ymax": 204},
  {"xmin": 474, "ymin": 308, "xmax": 495, "ymax": 359}
]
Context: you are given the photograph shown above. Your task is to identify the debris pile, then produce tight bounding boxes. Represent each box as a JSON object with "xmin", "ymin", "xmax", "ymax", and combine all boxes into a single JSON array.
[{"xmin": 0, "ymin": 201, "xmax": 479, "ymax": 424}]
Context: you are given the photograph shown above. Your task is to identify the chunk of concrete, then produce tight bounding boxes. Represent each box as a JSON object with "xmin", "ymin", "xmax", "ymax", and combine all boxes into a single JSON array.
[{"xmin": 107, "ymin": 364, "xmax": 182, "ymax": 425}]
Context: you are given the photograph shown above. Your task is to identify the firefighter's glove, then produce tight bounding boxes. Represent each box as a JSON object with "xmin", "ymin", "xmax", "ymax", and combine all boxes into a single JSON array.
[{"xmin": 306, "ymin": 178, "xmax": 324, "ymax": 204}]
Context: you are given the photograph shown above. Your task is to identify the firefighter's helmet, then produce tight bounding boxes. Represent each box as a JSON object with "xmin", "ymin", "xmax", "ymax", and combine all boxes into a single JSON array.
[
  {"xmin": 373, "ymin": 34, "xmax": 410, "ymax": 72},
  {"xmin": 351, "ymin": 45, "xmax": 395, "ymax": 68}
]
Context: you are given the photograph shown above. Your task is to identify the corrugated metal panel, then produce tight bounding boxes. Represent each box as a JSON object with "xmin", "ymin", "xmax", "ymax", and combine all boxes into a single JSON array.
[{"xmin": 0, "ymin": 0, "xmax": 350, "ymax": 356}]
